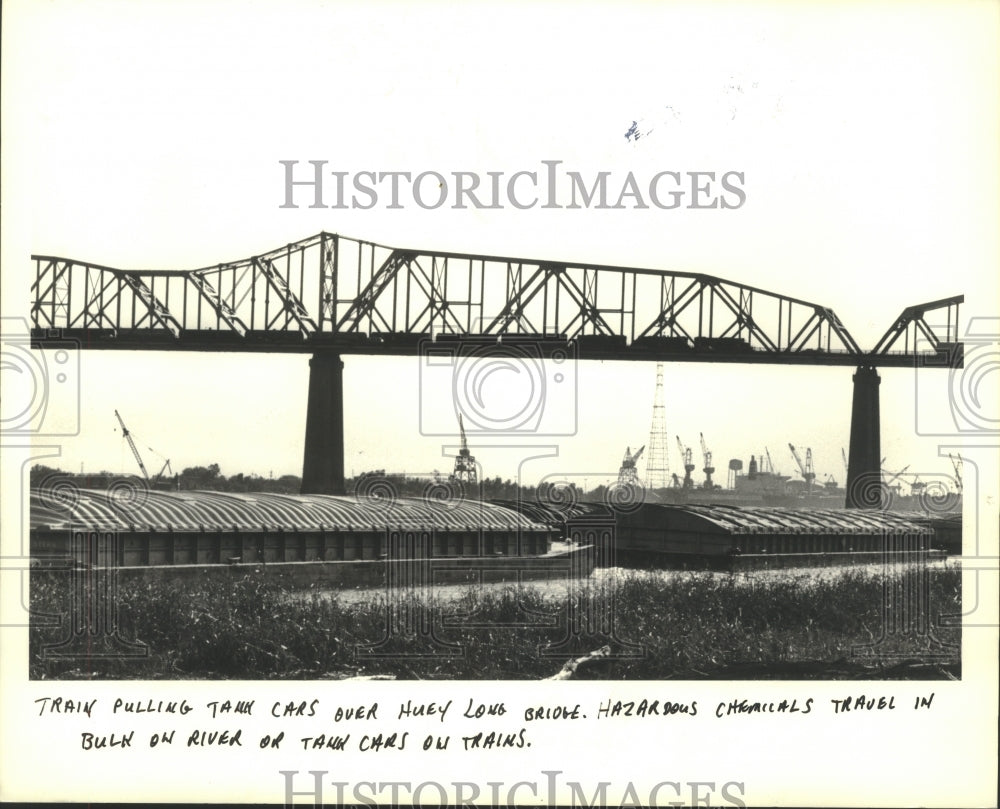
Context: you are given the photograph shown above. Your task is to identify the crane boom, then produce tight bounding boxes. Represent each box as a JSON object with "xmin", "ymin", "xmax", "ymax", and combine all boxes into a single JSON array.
[
  {"xmin": 788, "ymin": 443, "xmax": 805, "ymax": 476},
  {"xmin": 882, "ymin": 465, "xmax": 910, "ymax": 486},
  {"xmin": 949, "ymin": 453, "xmax": 963, "ymax": 493},
  {"xmin": 450, "ymin": 413, "xmax": 478, "ymax": 484},
  {"xmin": 115, "ymin": 409, "xmax": 150, "ymax": 480},
  {"xmin": 154, "ymin": 459, "xmax": 173, "ymax": 482},
  {"xmin": 788, "ymin": 443, "xmax": 816, "ymax": 490},
  {"xmin": 675, "ymin": 436, "xmax": 695, "ymax": 489},
  {"xmin": 699, "ymin": 432, "xmax": 715, "ymax": 488},
  {"xmin": 676, "ymin": 437, "xmax": 693, "ymax": 467},
  {"xmin": 458, "ymin": 414, "xmax": 469, "ymax": 452},
  {"xmin": 617, "ymin": 444, "xmax": 646, "ymax": 486}
]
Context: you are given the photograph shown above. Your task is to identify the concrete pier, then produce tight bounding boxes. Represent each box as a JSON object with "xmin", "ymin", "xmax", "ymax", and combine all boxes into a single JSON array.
[
  {"xmin": 846, "ymin": 365, "xmax": 882, "ymax": 509},
  {"xmin": 301, "ymin": 352, "xmax": 345, "ymax": 495}
]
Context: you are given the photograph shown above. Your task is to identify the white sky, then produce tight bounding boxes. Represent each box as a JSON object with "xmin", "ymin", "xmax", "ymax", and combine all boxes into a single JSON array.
[{"xmin": 3, "ymin": 1, "xmax": 997, "ymax": 490}]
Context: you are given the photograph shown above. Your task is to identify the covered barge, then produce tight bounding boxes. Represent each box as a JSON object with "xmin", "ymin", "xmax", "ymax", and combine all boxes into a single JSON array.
[{"xmin": 30, "ymin": 488, "xmax": 594, "ymax": 586}]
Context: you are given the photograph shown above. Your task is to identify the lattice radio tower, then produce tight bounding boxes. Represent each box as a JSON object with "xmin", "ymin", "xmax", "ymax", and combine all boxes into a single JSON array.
[{"xmin": 645, "ymin": 363, "xmax": 670, "ymax": 488}]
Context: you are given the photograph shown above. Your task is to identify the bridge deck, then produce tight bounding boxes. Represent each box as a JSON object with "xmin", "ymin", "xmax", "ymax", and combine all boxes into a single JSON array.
[{"xmin": 30, "ymin": 327, "xmax": 961, "ymax": 367}]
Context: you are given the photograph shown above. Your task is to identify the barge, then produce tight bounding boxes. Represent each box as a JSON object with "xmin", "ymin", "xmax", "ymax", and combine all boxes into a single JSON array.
[{"xmin": 29, "ymin": 488, "xmax": 596, "ymax": 586}]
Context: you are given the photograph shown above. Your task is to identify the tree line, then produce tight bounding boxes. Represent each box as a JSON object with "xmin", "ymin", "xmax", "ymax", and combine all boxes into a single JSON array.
[{"xmin": 28, "ymin": 464, "xmax": 600, "ymax": 502}]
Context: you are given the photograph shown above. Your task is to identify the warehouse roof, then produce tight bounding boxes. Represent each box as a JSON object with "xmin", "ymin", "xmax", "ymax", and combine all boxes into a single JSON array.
[
  {"xmin": 489, "ymin": 499, "xmax": 616, "ymax": 525},
  {"xmin": 629, "ymin": 503, "xmax": 934, "ymax": 535},
  {"xmin": 30, "ymin": 488, "xmax": 552, "ymax": 532}
]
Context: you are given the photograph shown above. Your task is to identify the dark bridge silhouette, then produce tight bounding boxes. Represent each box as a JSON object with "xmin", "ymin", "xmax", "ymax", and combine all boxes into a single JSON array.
[{"xmin": 30, "ymin": 232, "xmax": 964, "ymax": 505}]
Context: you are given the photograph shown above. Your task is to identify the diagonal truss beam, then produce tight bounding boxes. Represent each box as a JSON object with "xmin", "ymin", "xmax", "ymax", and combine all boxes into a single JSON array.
[
  {"xmin": 69, "ymin": 271, "xmax": 120, "ymax": 330},
  {"xmin": 187, "ymin": 273, "xmax": 249, "ymax": 336},
  {"xmin": 707, "ymin": 281, "xmax": 780, "ymax": 351},
  {"xmin": 554, "ymin": 266, "xmax": 618, "ymax": 337},
  {"xmin": 871, "ymin": 295, "xmax": 964, "ymax": 355},
  {"xmin": 118, "ymin": 274, "xmax": 183, "ymax": 337},
  {"xmin": 636, "ymin": 277, "xmax": 703, "ymax": 340},
  {"xmin": 336, "ymin": 250, "xmax": 413, "ymax": 333},
  {"xmin": 252, "ymin": 257, "xmax": 318, "ymax": 337},
  {"xmin": 482, "ymin": 263, "xmax": 556, "ymax": 335},
  {"xmin": 402, "ymin": 256, "xmax": 468, "ymax": 335},
  {"xmin": 30, "ymin": 260, "xmax": 72, "ymax": 329}
]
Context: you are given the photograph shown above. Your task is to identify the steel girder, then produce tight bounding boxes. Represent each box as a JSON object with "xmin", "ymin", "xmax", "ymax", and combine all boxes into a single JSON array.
[
  {"xmin": 29, "ymin": 232, "xmax": 962, "ymax": 365},
  {"xmin": 870, "ymin": 296, "xmax": 964, "ymax": 356}
]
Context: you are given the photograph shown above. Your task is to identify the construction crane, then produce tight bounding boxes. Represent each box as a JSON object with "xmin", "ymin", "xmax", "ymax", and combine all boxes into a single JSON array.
[
  {"xmin": 949, "ymin": 453, "xmax": 963, "ymax": 494},
  {"xmin": 788, "ymin": 443, "xmax": 816, "ymax": 492},
  {"xmin": 153, "ymin": 457, "xmax": 173, "ymax": 483},
  {"xmin": 763, "ymin": 447, "xmax": 776, "ymax": 474},
  {"xmin": 617, "ymin": 445, "xmax": 645, "ymax": 487},
  {"xmin": 881, "ymin": 464, "xmax": 910, "ymax": 495},
  {"xmin": 676, "ymin": 436, "xmax": 695, "ymax": 489},
  {"xmin": 699, "ymin": 432, "xmax": 715, "ymax": 489},
  {"xmin": 115, "ymin": 409, "xmax": 149, "ymax": 480},
  {"xmin": 823, "ymin": 448, "xmax": 843, "ymax": 490},
  {"xmin": 114, "ymin": 410, "xmax": 174, "ymax": 486},
  {"xmin": 449, "ymin": 414, "xmax": 478, "ymax": 485}
]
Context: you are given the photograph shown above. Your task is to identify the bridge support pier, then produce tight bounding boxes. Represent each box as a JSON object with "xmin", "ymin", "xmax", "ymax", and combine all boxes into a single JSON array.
[
  {"xmin": 301, "ymin": 352, "xmax": 345, "ymax": 495},
  {"xmin": 845, "ymin": 365, "xmax": 882, "ymax": 509}
]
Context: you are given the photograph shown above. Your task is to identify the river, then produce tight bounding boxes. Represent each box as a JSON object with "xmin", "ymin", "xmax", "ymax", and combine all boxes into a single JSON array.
[{"xmin": 296, "ymin": 556, "xmax": 959, "ymax": 606}]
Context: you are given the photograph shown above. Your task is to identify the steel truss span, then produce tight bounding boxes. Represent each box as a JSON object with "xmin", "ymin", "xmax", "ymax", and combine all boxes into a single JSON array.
[{"xmin": 31, "ymin": 232, "xmax": 962, "ymax": 367}]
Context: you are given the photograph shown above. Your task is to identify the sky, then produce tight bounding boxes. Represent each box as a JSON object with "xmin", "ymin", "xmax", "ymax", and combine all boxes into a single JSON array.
[{"xmin": 3, "ymin": 1, "xmax": 997, "ymax": 492}]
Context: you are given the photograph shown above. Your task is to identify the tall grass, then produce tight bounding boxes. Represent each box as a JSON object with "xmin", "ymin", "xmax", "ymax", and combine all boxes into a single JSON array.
[{"xmin": 29, "ymin": 567, "xmax": 961, "ymax": 680}]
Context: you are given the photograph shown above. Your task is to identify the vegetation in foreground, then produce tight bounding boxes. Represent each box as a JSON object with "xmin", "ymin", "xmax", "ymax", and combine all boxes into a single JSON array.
[{"xmin": 29, "ymin": 568, "xmax": 961, "ymax": 680}]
